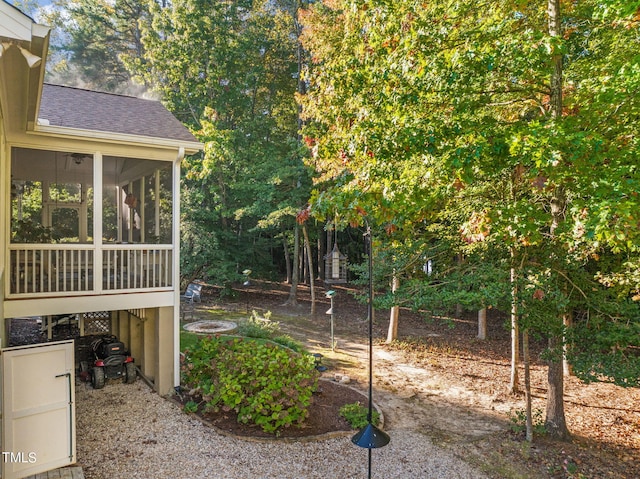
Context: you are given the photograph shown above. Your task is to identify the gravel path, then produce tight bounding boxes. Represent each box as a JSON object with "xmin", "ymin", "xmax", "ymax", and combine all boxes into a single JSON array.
[{"xmin": 76, "ymin": 380, "xmax": 488, "ymax": 479}]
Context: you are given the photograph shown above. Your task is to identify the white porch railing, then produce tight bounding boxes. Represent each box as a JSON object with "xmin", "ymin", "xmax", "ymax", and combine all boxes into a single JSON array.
[{"xmin": 8, "ymin": 244, "xmax": 173, "ymax": 297}]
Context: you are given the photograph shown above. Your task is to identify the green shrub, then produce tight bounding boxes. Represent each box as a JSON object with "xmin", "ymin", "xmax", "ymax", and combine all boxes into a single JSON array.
[
  {"xmin": 181, "ymin": 336, "xmax": 319, "ymax": 434},
  {"xmin": 339, "ymin": 402, "xmax": 380, "ymax": 430},
  {"xmin": 236, "ymin": 310, "xmax": 280, "ymax": 339},
  {"xmin": 271, "ymin": 334, "xmax": 306, "ymax": 353},
  {"xmin": 508, "ymin": 408, "xmax": 547, "ymax": 436},
  {"xmin": 183, "ymin": 400, "xmax": 198, "ymax": 413}
]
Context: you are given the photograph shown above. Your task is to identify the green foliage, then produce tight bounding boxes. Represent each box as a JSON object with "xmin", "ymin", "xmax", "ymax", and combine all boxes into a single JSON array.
[
  {"xmin": 236, "ymin": 310, "xmax": 280, "ymax": 339},
  {"xmin": 11, "ymin": 219, "xmax": 59, "ymax": 243},
  {"xmin": 339, "ymin": 402, "xmax": 380, "ymax": 430},
  {"xmin": 299, "ymin": 0, "xmax": 640, "ymax": 396},
  {"xmin": 10, "ymin": 0, "xmax": 39, "ymax": 15},
  {"xmin": 567, "ymin": 308, "xmax": 640, "ymax": 387},
  {"xmin": 271, "ymin": 334, "xmax": 306, "ymax": 354},
  {"xmin": 235, "ymin": 311, "xmax": 306, "ymax": 352},
  {"xmin": 44, "ymin": 0, "xmax": 149, "ymax": 93},
  {"xmin": 183, "ymin": 400, "xmax": 198, "ymax": 414},
  {"xmin": 181, "ymin": 336, "xmax": 319, "ymax": 434},
  {"xmin": 130, "ymin": 0, "xmax": 314, "ymax": 285},
  {"xmin": 508, "ymin": 408, "xmax": 547, "ymax": 437},
  {"xmin": 180, "ymin": 331, "xmax": 200, "ymax": 353}
]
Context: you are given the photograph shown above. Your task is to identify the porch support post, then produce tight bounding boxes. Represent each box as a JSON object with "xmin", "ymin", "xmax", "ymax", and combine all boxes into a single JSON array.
[
  {"xmin": 93, "ymin": 151, "xmax": 103, "ymax": 294},
  {"xmin": 156, "ymin": 305, "xmax": 174, "ymax": 395},
  {"xmin": 143, "ymin": 308, "xmax": 157, "ymax": 381},
  {"xmin": 140, "ymin": 176, "xmax": 145, "ymax": 243},
  {"xmin": 172, "ymin": 148, "xmax": 184, "ymax": 388},
  {"xmin": 154, "ymin": 170, "xmax": 160, "ymax": 239},
  {"xmin": 2, "ymin": 129, "xmax": 8, "ymax": 305},
  {"xmin": 127, "ymin": 181, "xmax": 133, "ymax": 243}
]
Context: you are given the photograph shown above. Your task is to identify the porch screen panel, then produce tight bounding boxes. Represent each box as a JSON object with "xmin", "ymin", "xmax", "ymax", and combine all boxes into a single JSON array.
[{"xmin": 103, "ymin": 156, "xmax": 173, "ymax": 245}]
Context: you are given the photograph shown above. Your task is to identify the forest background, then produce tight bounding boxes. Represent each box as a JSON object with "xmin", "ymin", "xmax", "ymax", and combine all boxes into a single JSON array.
[{"xmin": 10, "ymin": 0, "xmax": 640, "ymax": 442}]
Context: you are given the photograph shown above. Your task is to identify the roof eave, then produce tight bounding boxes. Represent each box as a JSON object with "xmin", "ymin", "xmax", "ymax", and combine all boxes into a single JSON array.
[
  {"xmin": 27, "ymin": 25, "xmax": 51, "ymax": 130},
  {"xmin": 0, "ymin": 1, "xmax": 51, "ymax": 132},
  {"xmin": 30, "ymin": 123, "xmax": 203, "ymax": 155}
]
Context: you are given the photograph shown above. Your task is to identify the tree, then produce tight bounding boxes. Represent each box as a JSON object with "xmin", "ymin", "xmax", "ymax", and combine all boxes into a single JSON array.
[
  {"xmin": 10, "ymin": 0, "xmax": 40, "ymax": 16},
  {"xmin": 299, "ymin": 0, "xmax": 640, "ymax": 440},
  {"xmin": 134, "ymin": 0, "xmax": 313, "ymax": 286},
  {"xmin": 43, "ymin": 0, "xmax": 150, "ymax": 93}
]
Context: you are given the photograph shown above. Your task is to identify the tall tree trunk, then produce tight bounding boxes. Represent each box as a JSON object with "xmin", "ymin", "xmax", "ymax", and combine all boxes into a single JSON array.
[
  {"xmin": 477, "ymin": 308, "xmax": 487, "ymax": 340},
  {"xmin": 283, "ymin": 234, "xmax": 292, "ymax": 284},
  {"xmin": 509, "ymin": 263, "xmax": 520, "ymax": 394},
  {"xmin": 302, "ymin": 241, "xmax": 308, "ymax": 284},
  {"xmin": 302, "ymin": 224, "xmax": 316, "ymax": 314},
  {"xmin": 523, "ymin": 329, "xmax": 533, "ymax": 442},
  {"xmin": 545, "ymin": 0, "xmax": 570, "ymax": 440},
  {"xmin": 545, "ymin": 185, "xmax": 570, "ymax": 439},
  {"xmin": 563, "ymin": 310, "xmax": 574, "ymax": 377},
  {"xmin": 387, "ymin": 273, "xmax": 400, "ymax": 343},
  {"xmin": 317, "ymin": 225, "xmax": 323, "ymax": 280},
  {"xmin": 546, "ymin": 336, "xmax": 569, "ymax": 439},
  {"xmin": 285, "ymin": 223, "xmax": 300, "ymax": 305},
  {"xmin": 549, "ymin": 0, "xmax": 563, "ymax": 121},
  {"xmin": 455, "ymin": 253, "xmax": 464, "ymax": 318},
  {"xmin": 546, "ymin": 190, "xmax": 570, "ymax": 439}
]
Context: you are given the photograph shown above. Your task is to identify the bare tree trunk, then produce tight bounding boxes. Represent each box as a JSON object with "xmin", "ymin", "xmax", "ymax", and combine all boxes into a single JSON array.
[
  {"xmin": 477, "ymin": 308, "xmax": 487, "ymax": 340},
  {"xmin": 455, "ymin": 254, "xmax": 464, "ymax": 318},
  {"xmin": 387, "ymin": 274, "xmax": 400, "ymax": 343},
  {"xmin": 549, "ymin": 0, "xmax": 563, "ymax": 121},
  {"xmin": 283, "ymin": 234, "xmax": 291, "ymax": 284},
  {"xmin": 302, "ymin": 224, "xmax": 316, "ymax": 314},
  {"xmin": 546, "ymin": 186, "xmax": 570, "ymax": 438},
  {"xmin": 545, "ymin": 184, "xmax": 570, "ymax": 439},
  {"xmin": 509, "ymin": 264, "xmax": 520, "ymax": 394},
  {"xmin": 302, "ymin": 241, "xmax": 308, "ymax": 284},
  {"xmin": 317, "ymin": 225, "xmax": 323, "ymax": 280},
  {"xmin": 563, "ymin": 310, "xmax": 574, "ymax": 377},
  {"xmin": 285, "ymin": 223, "xmax": 300, "ymax": 306},
  {"xmin": 523, "ymin": 329, "xmax": 533, "ymax": 442},
  {"xmin": 546, "ymin": 0, "xmax": 569, "ymax": 433},
  {"xmin": 546, "ymin": 336, "xmax": 569, "ymax": 439}
]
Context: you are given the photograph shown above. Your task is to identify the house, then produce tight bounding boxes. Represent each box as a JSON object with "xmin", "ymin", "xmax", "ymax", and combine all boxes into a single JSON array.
[{"xmin": 0, "ymin": 2, "xmax": 202, "ymax": 478}]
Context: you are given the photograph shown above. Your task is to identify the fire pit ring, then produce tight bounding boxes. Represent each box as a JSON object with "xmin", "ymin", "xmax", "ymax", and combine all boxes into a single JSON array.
[{"xmin": 183, "ymin": 320, "xmax": 238, "ymax": 335}]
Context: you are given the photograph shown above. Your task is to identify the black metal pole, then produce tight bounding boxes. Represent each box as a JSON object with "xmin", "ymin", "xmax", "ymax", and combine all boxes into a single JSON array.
[
  {"xmin": 366, "ymin": 225, "xmax": 373, "ymax": 423},
  {"xmin": 352, "ymin": 223, "xmax": 390, "ymax": 476}
]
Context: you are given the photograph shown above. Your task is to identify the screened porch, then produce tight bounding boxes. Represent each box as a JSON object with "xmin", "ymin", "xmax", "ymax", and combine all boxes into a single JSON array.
[{"xmin": 7, "ymin": 147, "xmax": 175, "ymax": 297}]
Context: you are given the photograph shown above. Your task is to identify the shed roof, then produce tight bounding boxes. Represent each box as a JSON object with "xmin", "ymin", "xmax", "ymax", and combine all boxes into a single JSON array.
[{"xmin": 38, "ymin": 83, "xmax": 198, "ymax": 144}]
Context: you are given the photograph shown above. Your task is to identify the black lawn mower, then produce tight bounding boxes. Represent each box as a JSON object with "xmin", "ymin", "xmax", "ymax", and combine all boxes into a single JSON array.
[{"xmin": 82, "ymin": 335, "xmax": 136, "ymax": 389}]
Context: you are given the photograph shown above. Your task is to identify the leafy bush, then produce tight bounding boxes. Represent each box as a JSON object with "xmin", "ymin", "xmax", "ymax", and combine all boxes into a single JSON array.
[
  {"xmin": 236, "ymin": 310, "xmax": 280, "ymax": 339},
  {"xmin": 271, "ymin": 334, "xmax": 306, "ymax": 353},
  {"xmin": 508, "ymin": 408, "xmax": 547, "ymax": 436},
  {"xmin": 181, "ymin": 336, "xmax": 318, "ymax": 434},
  {"xmin": 339, "ymin": 402, "xmax": 380, "ymax": 430},
  {"xmin": 183, "ymin": 400, "xmax": 198, "ymax": 413}
]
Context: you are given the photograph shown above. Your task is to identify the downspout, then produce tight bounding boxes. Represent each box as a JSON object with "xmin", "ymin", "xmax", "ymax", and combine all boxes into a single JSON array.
[{"xmin": 173, "ymin": 147, "xmax": 185, "ymax": 388}]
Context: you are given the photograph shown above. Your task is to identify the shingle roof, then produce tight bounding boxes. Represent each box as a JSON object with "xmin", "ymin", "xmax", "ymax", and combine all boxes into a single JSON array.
[{"xmin": 39, "ymin": 83, "xmax": 198, "ymax": 144}]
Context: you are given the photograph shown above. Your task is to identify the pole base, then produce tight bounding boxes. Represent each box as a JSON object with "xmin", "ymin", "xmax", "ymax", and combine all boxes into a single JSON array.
[{"xmin": 351, "ymin": 423, "xmax": 390, "ymax": 449}]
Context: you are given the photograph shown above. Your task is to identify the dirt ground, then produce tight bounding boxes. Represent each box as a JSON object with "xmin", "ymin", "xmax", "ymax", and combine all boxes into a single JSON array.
[
  {"xmin": 8, "ymin": 280, "xmax": 638, "ymax": 478},
  {"xmin": 192, "ymin": 280, "xmax": 640, "ymax": 479}
]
